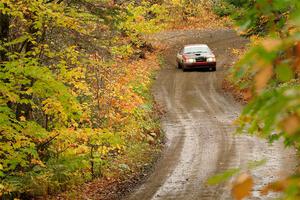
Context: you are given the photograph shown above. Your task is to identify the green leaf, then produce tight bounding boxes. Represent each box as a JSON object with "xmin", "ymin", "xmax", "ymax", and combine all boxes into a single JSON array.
[
  {"xmin": 275, "ymin": 64, "xmax": 294, "ymax": 82},
  {"xmin": 207, "ymin": 168, "xmax": 240, "ymax": 185},
  {"xmin": 247, "ymin": 159, "xmax": 267, "ymax": 170}
]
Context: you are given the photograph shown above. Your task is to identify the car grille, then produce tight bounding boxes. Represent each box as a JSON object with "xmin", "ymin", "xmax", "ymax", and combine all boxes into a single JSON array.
[{"xmin": 195, "ymin": 57, "xmax": 206, "ymax": 62}]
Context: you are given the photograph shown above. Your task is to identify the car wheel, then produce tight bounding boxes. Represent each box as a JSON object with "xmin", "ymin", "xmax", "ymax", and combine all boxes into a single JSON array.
[
  {"xmin": 209, "ymin": 66, "xmax": 216, "ymax": 71},
  {"xmin": 177, "ymin": 62, "xmax": 182, "ymax": 69},
  {"xmin": 212, "ymin": 66, "xmax": 216, "ymax": 71}
]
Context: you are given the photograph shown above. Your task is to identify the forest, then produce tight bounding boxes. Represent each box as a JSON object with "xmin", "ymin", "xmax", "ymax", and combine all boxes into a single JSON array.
[{"xmin": 1, "ymin": 0, "xmax": 300, "ymax": 199}]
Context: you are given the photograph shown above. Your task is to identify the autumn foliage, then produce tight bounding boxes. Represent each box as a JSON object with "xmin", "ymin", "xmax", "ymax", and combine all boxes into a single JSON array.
[
  {"xmin": 0, "ymin": 0, "xmax": 167, "ymax": 198},
  {"xmin": 1, "ymin": 0, "xmax": 222, "ymax": 198}
]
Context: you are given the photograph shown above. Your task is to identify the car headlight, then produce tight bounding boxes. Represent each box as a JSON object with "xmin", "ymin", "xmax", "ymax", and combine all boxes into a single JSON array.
[
  {"xmin": 186, "ymin": 58, "xmax": 196, "ymax": 63},
  {"xmin": 207, "ymin": 57, "xmax": 216, "ymax": 62}
]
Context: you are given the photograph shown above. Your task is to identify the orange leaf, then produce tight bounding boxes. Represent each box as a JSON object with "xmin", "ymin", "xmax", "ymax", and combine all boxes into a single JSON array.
[
  {"xmin": 242, "ymin": 89, "xmax": 252, "ymax": 101},
  {"xmin": 254, "ymin": 64, "xmax": 273, "ymax": 93},
  {"xmin": 261, "ymin": 39, "xmax": 281, "ymax": 52},
  {"xmin": 231, "ymin": 173, "xmax": 254, "ymax": 200},
  {"xmin": 136, "ymin": 16, "xmax": 145, "ymax": 22},
  {"xmin": 280, "ymin": 114, "xmax": 300, "ymax": 135},
  {"xmin": 31, "ymin": 159, "xmax": 45, "ymax": 167},
  {"xmin": 260, "ymin": 179, "xmax": 290, "ymax": 195},
  {"xmin": 294, "ymin": 42, "xmax": 300, "ymax": 74}
]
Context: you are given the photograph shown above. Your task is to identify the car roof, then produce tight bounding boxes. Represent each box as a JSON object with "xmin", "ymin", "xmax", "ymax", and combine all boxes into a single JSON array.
[{"xmin": 184, "ymin": 44, "xmax": 208, "ymax": 48}]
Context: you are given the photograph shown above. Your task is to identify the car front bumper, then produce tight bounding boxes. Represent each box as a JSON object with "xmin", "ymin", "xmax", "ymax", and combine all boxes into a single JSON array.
[{"xmin": 183, "ymin": 62, "xmax": 216, "ymax": 69}]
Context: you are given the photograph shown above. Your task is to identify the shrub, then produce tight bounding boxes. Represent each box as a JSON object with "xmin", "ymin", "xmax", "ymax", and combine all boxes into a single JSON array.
[{"xmin": 213, "ymin": 1, "xmax": 237, "ymax": 17}]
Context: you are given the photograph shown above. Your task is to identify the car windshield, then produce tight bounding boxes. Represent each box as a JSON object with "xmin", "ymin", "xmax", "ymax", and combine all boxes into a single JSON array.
[{"xmin": 184, "ymin": 46, "xmax": 210, "ymax": 54}]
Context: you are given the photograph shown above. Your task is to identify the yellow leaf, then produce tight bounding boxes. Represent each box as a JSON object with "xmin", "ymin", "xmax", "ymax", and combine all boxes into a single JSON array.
[
  {"xmin": 19, "ymin": 116, "xmax": 26, "ymax": 122},
  {"xmin": 231, "ymin": 173, "xmax": 253, "ymax": 200},
  {"xmin": 232, "ymin": 48, "xmax": 241, "ymax": 56}
]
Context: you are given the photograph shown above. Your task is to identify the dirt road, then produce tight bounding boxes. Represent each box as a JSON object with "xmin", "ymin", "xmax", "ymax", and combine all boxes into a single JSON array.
[{"xmin": 127, "ymin": 30, "xmax": 297, "ymax": 200}]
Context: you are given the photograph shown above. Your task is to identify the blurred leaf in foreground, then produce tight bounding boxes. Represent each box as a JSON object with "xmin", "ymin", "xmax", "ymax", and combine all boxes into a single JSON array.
[
  {"xmin": 207, "ymin": 168, "xmax": 240, "ymax": 185},
  {"xmin": 231, "ymin": 173, "xmax": 253, "ymax": 200}
]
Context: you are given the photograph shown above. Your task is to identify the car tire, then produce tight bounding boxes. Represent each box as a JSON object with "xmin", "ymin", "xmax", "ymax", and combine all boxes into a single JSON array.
[
  {"xmin": 212, "ymin": 66, "xmax": 216, "ymax": 71},
  {"xmin": 177, "ymin": 62, "xmax": 182, "ymax": 69}
]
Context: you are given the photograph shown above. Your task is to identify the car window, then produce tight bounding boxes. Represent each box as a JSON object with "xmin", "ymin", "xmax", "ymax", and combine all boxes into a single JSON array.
[{"xmin": 184, "ymin": 46, "xmax": 210, "ymax": 54}]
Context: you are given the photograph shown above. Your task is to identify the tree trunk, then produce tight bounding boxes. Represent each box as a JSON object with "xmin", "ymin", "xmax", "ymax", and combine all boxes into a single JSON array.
[{"xmin": 0, "ymin": 13, "xmax": 9, "ymax": 62}]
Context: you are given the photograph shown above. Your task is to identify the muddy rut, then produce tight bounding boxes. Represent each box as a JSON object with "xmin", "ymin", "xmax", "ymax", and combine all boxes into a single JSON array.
[{"xmin": 126, "ymin": 30, "xmax": 297, "ymax": 200}]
